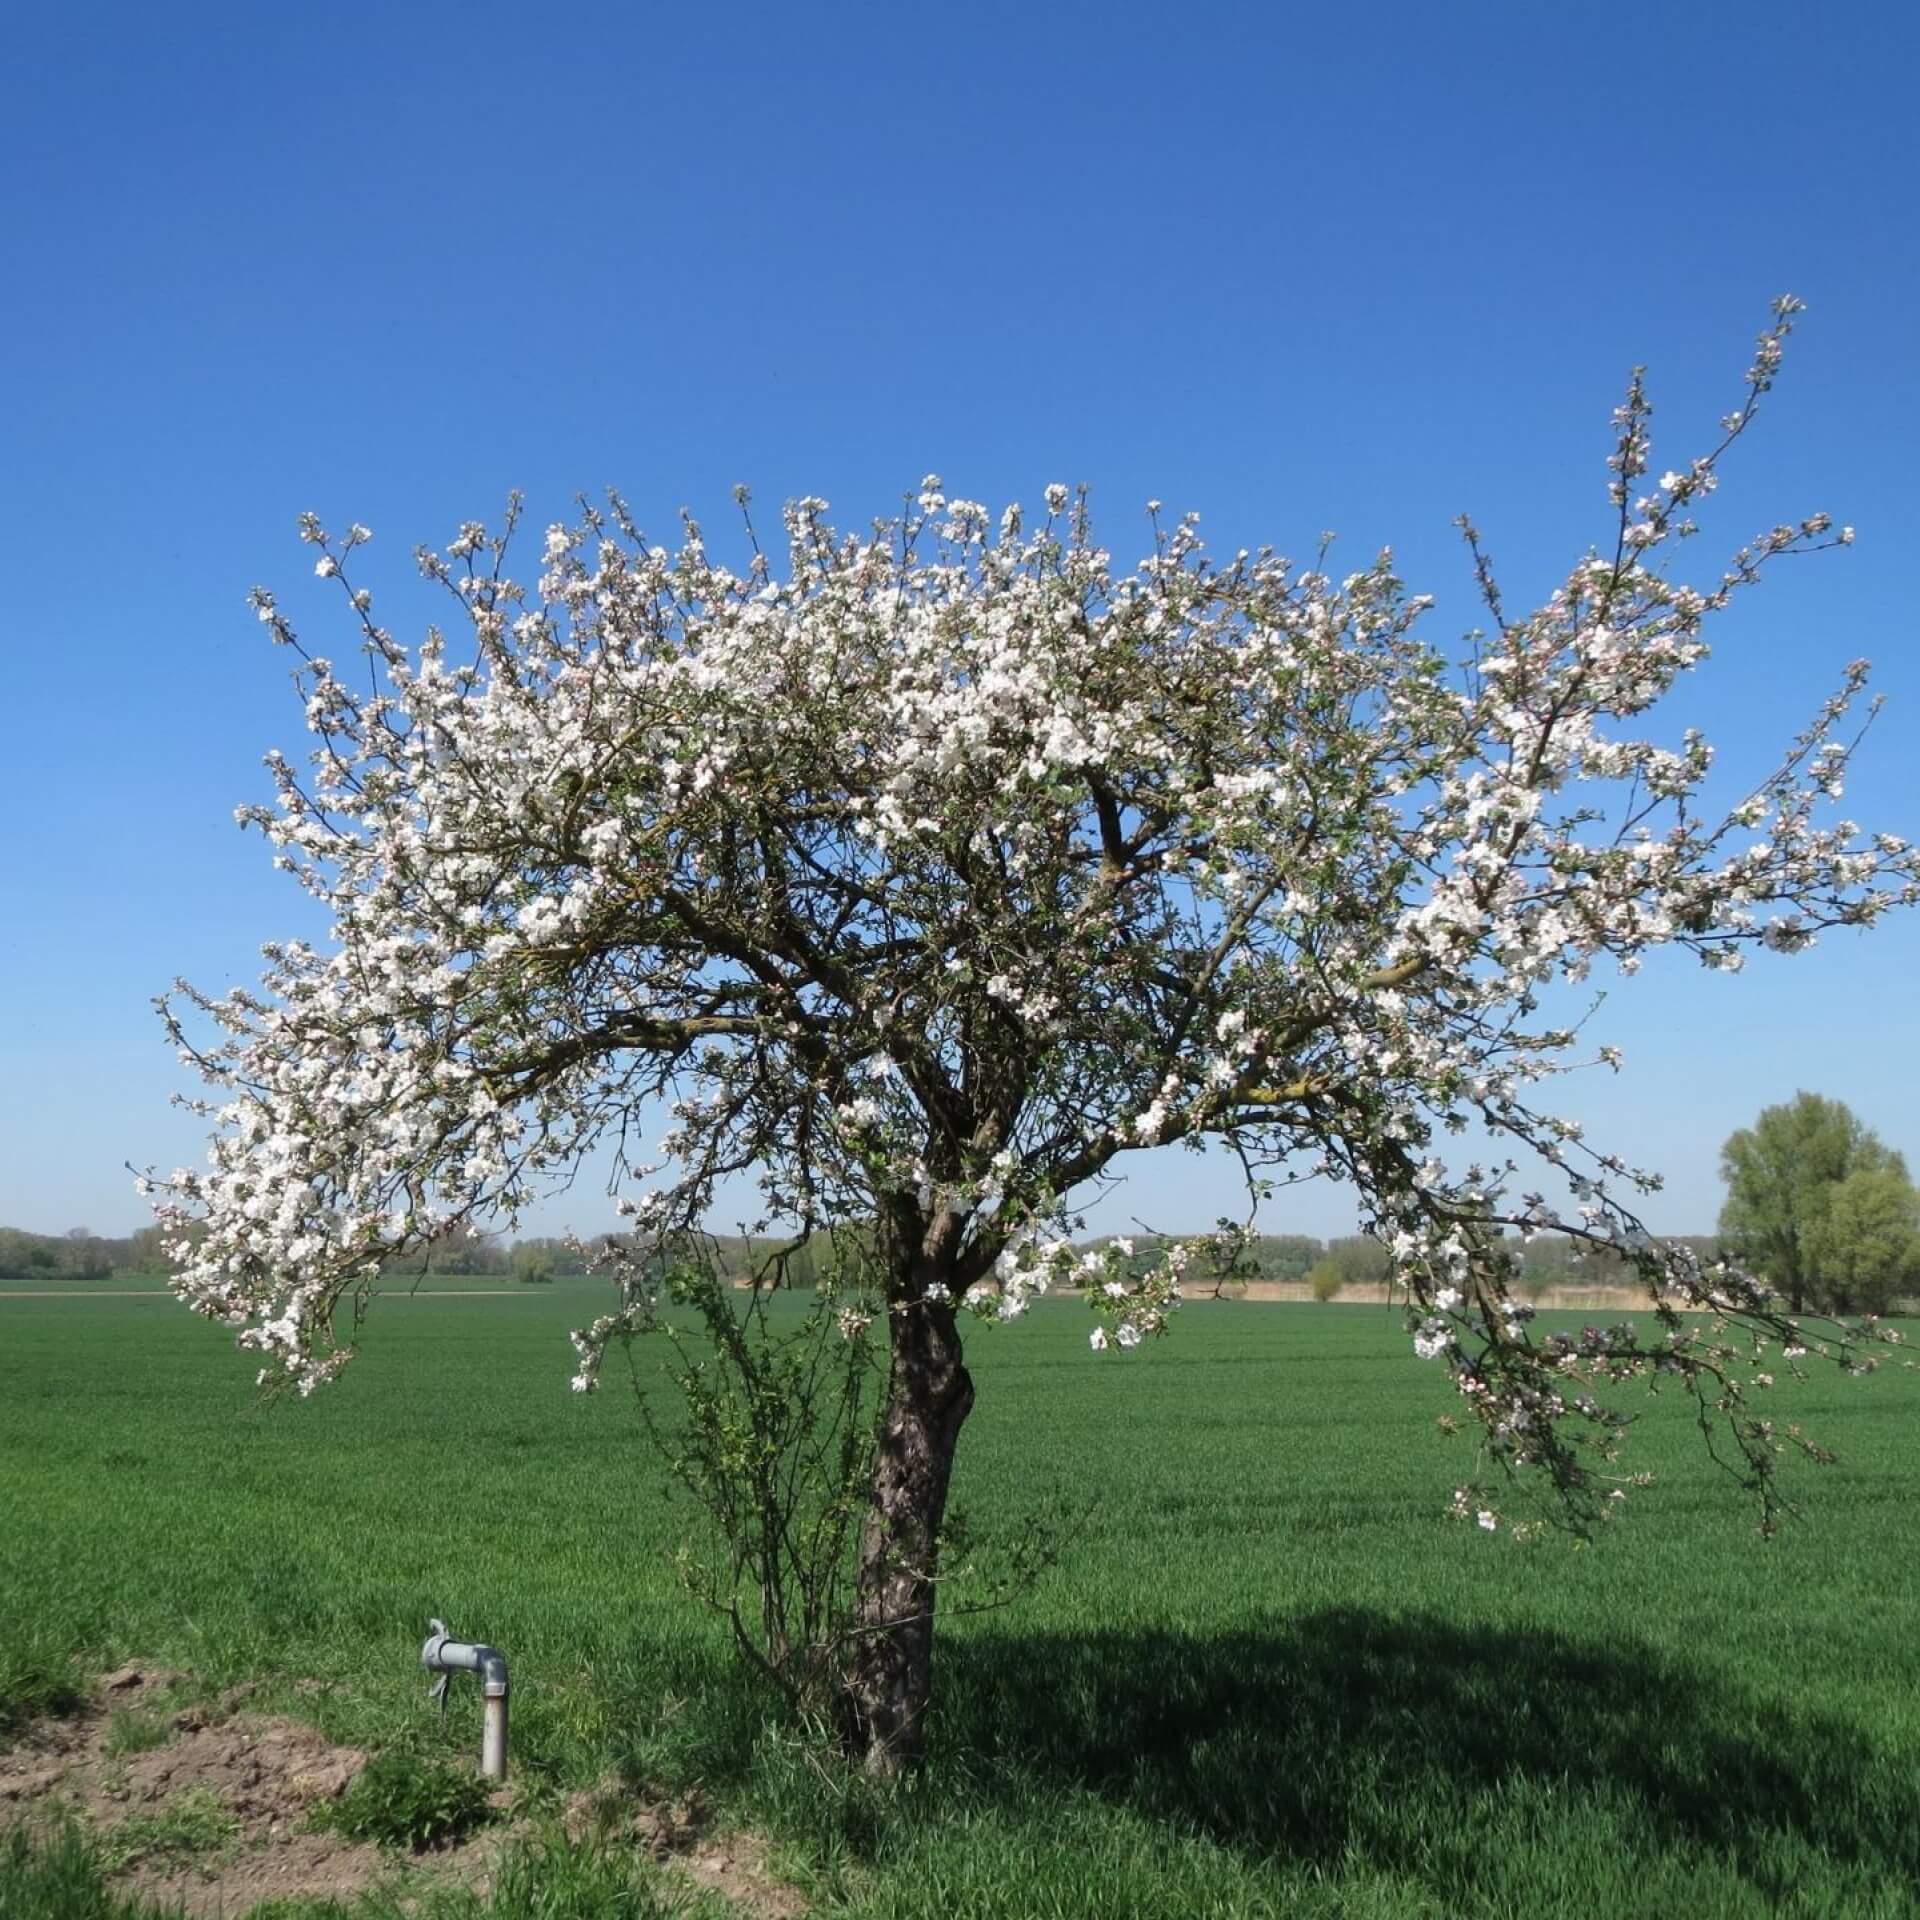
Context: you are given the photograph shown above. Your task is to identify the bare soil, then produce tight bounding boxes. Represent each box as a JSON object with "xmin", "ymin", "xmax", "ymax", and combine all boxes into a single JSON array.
[
  {"xmin": 0, "ymin": 1663, "xmax": 400, "ymax": 1913},
  {"xmin": 2, "ymin": 1663, "xmax": 806, "ymax": 1916},
  {"xmin": 566, "ymin": 1780, "xmax": 810, "ymax": 1918}
]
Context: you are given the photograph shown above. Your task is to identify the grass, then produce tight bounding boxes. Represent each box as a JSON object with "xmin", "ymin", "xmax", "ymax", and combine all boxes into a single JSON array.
[
  {"xmin": 0, "ymin": 1823, "xmax": 726, "ymax": 1919},
  {"xmin": 2, "ymin": 1283, "xmax": 1916, "ymax": 1916},
  {"xmin": 101, "ymin": 1708, "xmax": 173, "ymax": 1757},
  {"xmin": 95, "ymin": 1786, "xmax": 238, "ymax": 1873},
  {"xmin": 312, "ymin": 1749, "xmax": 497, "ymax": 1851},
  {"xmin": 0, "ymin": 1638, "xmax": 86, "ymax": 1738},
  {"xmin": 0, "ymin": 1823, "xmax": 184, "ymax": 1919}
]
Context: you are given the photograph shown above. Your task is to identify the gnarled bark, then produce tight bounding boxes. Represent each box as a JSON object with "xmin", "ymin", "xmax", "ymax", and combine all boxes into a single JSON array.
[{"xmin": 844, "ymin": 1290, "xmax": 974, "ymax": 1775}]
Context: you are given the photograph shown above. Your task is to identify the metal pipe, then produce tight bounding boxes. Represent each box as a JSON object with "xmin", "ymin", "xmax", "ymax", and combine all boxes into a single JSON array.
[
  {"xmin": 482, "ymin": 1691, "xmax": 508, "ymax": 1780},
  {"xmin": 419, "ymin": 1618, "xmax": 510, "ymax": 1781}
]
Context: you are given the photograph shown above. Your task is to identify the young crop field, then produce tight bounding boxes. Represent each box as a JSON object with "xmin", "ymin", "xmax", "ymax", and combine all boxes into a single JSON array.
[{"xmin": 2, "ymin": 1287, "xmax": 1916, "ymax": 1917}]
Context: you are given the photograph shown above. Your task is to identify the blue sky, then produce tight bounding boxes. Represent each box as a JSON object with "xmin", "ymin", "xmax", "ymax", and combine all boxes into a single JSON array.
[{"xmin": 2, "ymin": 3, "xmax": 1916, "ymax": 1244}]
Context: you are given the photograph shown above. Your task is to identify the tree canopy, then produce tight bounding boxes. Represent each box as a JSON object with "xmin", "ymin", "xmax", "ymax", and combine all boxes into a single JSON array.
[
  {"xmin": 1721, "ymin": 1092, "xmax": 1918, "ymax": 1313},
  {"xmin": 153, "ymin": 300, "xmax": 1917, "ymax": 1769}
]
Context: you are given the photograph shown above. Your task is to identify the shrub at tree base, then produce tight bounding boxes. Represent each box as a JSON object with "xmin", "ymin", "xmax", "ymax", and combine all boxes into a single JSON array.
[{"xmin": 153, "ymin": 301, "xmax": 1916, "ymax": 1772}]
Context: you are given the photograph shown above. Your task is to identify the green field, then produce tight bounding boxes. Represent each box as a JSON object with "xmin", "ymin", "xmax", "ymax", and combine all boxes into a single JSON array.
[{"xmin": 3, "ymin": 1286, "xmax": 1917, "ymax": 1917}]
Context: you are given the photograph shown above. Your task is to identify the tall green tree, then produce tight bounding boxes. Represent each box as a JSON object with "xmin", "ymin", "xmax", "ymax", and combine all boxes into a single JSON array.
[
  {"xmin": 1718, "ymin": 1093, "xmax": 1906, "ymax": 1311},
  {"xmin": 1804, "ymin": 1166, "xmax": 1920, "ymax": 1314}
]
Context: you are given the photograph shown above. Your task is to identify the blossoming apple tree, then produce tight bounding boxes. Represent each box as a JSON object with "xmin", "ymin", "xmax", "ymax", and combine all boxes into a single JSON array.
[{"xmin": 155, "ymin": 300, "xmax": 1915, "ymax": 1771}]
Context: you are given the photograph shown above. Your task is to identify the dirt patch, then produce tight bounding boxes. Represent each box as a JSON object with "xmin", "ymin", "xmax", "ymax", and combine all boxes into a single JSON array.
[
  {"xmin": 0, "ymin": 1663, "xmax": 405, "ymax": 1914},
  {"xmin": 567, "ymin": 1782, "xmax": 808, "ymax": 1917},
  {"xmin": 678, "ymin": 1827, "xmax": 809, "ymax": 1918},
  {"xmin": 4, "ymin": 1668, "xmax": 806, "ymax": 1917}
]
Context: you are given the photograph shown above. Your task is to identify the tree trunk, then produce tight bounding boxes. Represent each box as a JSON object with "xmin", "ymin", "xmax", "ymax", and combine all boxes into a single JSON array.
[{"xmin": 844, "ymin": 1291, "xmax": 974, "ymax": 1775}]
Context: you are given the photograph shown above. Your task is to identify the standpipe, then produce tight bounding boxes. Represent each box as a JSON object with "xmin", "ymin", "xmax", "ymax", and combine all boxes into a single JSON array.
[{"xmin": 419, "ymin": 1618, "xmax": 509, "ymax": 1780}]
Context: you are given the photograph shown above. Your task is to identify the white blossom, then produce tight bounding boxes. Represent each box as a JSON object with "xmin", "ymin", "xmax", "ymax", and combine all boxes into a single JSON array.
[{"xmin": 153, "ymin": 303, "xmax": 1913, "ymax": 1538}]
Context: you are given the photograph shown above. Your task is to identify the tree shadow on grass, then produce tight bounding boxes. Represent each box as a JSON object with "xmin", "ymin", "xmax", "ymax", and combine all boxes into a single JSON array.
[{"xmin": 933, "ymin": 1608, "xmax": 1919, "ymax": 1900}]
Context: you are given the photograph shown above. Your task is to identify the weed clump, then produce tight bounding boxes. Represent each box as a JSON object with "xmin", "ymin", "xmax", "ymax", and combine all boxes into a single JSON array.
[
  {"xmin": 101, "ymin": 1709, "xmax": 171, "ymax": 1757},
  {"xmin": 0, "ymin": 1823, "xmax": 181, "ymax": 1919},
  {"xmin": 97, "ymin": 1787, "xmax": 238, "ymax": 1872},
  {"xmin": 0, "ymin": 1642, "xmax": 85, "ymax": 1738},
  {"xmin": 312, "ymin": 1749, "xmax": 494, "ymax": 1851}
]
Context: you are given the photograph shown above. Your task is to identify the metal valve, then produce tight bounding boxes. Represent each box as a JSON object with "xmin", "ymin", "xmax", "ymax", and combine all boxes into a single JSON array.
[
  {"xmin": 422, "ymin": 1619, "xmax": 459, "ymax": 1713},
  {"xmin": 418, "ymin": 1617, "xmax": 510, "ymax": 1779}
]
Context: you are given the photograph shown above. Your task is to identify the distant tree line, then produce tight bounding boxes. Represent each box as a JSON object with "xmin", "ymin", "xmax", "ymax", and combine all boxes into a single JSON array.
[
  {"xmin": 11, "ymin": 1114, "xmax": 1913, "ymax": 1317},
  {"xmin": 1090, "ymin": 1228, "xmax": 1729, "ymax": 1301},
  {"xmin": 0, "ymin": 1217, "xmax": 1752, "ymax": 1298},
  {"xmin": 0, "ymin": 1217, "xmax": 853, "ymax": 1286},
  {"xmin": 0, "ymin": 1224, "xmax": 170, "ymax": 1279}
]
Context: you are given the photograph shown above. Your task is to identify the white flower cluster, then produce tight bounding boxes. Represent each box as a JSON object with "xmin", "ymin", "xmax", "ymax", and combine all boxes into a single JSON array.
[{"xmin": 158, "ymin": 309, "xmax": 1913, "ymax": 1533}]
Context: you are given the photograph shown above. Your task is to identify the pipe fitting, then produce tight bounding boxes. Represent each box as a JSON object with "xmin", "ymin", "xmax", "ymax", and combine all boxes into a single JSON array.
[{"xmin": 420, "ymin": 1618, "xmax": 510, "ymax": 1780}]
